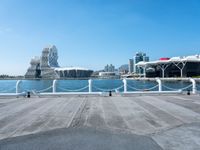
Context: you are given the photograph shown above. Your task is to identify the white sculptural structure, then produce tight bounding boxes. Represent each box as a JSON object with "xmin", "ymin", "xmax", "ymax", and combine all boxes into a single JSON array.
[
  {"xmin": 25, "ymin": 45, "xmax": 93, "ymax": 79},
  {"xmin": 25, "ymin": 45, "xmax": 59, "ymax": 78}
]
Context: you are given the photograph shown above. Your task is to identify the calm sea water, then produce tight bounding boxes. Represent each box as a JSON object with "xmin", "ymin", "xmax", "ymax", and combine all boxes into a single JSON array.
[{"xmin": 0, "ymin": 79, "xmax": 199, "ymax": 93}]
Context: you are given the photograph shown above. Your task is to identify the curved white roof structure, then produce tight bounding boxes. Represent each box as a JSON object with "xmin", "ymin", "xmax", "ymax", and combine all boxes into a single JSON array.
[
  {"xmin": 135, "ymin": 54, "xmax": 200, "ymax": 78},
  {"xmin": 136, "ymin": 55, "xmax": 200, "ymax": 67},
  {"xmin": 169, "ymin": 56, "xmax": 182, "ymax": 61},
  {"xmin": 184, "ymin": 55, "xmax": 200, "ymax": 62}
]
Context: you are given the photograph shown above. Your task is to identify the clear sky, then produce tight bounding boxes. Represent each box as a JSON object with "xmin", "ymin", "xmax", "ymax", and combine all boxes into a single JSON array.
[{"xmin": 0, "ymin": 0, "xmax": 200, "ymax": 75}]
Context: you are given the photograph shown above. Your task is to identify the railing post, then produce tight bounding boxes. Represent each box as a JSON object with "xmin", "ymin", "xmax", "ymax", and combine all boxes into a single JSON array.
[
  {"xmin": 53, "ymin": 80, "xmax": 57, "ymax": 93},
  {"xmin": 16, "ymin": 80, "xmax": 22, "ymax": 94},
  {"xmin": 123, "ymin": 79, "xmax": 127, "ymax": 93},
  {"xmin": 189, "ymin": 78, "xmax": 196, "ymax": 94},
  {"xmin": 156, "ymin": 78, "xmax": 162, "ymax": 92},
  {"xmin": 88, "ymin": 79, "xmax": 92, "ymax": 93}
]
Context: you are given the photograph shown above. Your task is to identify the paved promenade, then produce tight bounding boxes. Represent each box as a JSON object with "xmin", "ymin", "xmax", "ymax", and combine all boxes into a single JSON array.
[{"xmin": 0, "ymin": 95, "xmax": 200, "ymax": 150}]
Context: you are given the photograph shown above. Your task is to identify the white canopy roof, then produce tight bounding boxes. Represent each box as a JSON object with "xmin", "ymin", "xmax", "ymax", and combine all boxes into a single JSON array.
[
  {"xmin": 169, "ymin": 56, "xmax": 182, "ymax": 61},
  {"xmin": 136, "ymin": 55, "xmax": 200, "ymax": 67},
  {"xmin": 136, "ymin": 61, "xmax": 147, "ymax": 66}
]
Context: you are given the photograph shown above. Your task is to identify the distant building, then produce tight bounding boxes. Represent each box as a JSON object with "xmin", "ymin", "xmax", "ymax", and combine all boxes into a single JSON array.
[
  {"xmin": 136, "ymin": 55, "xmax": 200, "ymax": 78},
  {"xmin": 128, "ymin": 59, "xmax": 134, "ymax": 74},
  {"xmin": 133, "ymin": 52, "xmax": 149, "ymax": 74},
  {"xmin": 55, "ymin": 67, "xmax": 93, "ymax": 78},
  {"xmin": 104, "ymin": 64, "xmax": 115, "ymax": 72},
  {"xmin": 99, "ymin": 72, "xmax": 116, "ymax": 77},
  {"xmin": 98, "ymin": 72, "xmax": 119, "ymax": 79},
  {"xmin": 118, "ymin": 64, "xmax": 129, "ymax": 74},
  {"xmin": 25, "ymin": 45, "xmax": 93, "ymax": 79},
  {"xmin": 99, "ymin": 64, "xmax": 118, "ymax": 78},
  {"xmin": 104, "ymin": 64, "xmax": 109, "ymax": 72}
]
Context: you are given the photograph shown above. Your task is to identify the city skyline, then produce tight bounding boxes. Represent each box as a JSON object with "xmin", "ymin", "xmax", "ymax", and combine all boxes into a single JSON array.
[{"xmin": 1, "ymin": 0, "xmax": 200, "ymax": 75}]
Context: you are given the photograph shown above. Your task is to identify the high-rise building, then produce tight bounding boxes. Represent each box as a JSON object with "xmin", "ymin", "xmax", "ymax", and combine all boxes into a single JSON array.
[
  {"xmin": 104, "ymin": 64, "xmax": 115, "ymax": 72},
  {"xmin": 128, "ymin": 59, "xmax": 134, "ymax": 74},
  {"xmin": 104, "ymin": 64, "xmax": 109, "ymax": 72},
  {"xmin": 133, "ymin": 52, "xmax": 149, "ymax": 74},
  {"xmin": 109, "ymin": 64, "xmax": 115, "ymax": 72}
]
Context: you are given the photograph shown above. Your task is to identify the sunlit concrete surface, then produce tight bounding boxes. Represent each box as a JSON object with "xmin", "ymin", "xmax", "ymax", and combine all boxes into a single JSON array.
[{"xmin": 0, "ymin": 95, "xmax": 200, "ymax": 150}]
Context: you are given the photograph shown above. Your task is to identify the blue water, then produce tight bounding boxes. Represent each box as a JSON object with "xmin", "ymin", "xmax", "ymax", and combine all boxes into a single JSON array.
[{"xmin": 0, "ymin": 79, "xmax": 199, "ymax": 93}]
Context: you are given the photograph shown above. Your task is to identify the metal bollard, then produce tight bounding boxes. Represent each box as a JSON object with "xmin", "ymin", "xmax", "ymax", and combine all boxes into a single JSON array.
[
  {"xmin": 187, "ymin": 90, "xmax": 190, "ymax": 95},
  {"xmin": 27, "ymin": 91, "xmax": 31, "ymax": 98},
  {"xmin": 109, "ymin": 91, "xmax": 112, "ymax": 96}
]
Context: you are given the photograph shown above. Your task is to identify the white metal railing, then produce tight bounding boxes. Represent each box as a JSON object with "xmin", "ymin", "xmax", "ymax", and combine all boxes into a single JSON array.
[
  {"xmin": 126, "ymin": 84, "xmax": 158, "ymax": 91},
  {"xmin": 57, "ymin": 85, "xmax": 89, "ymax": 92},
  {"xmin": 162, "ymin": 84, "xmax": 192, "ymax": 91},
  {"xmin": 93, "ymin": 85, "xmax": 124, "ymax": 92},
  {"xmin": 0, "ymin": 78, "xmax": 199, "ymax": 96},
  {"xmin": 123, "ymin": 78, "xmax": 198, "ymax": 94},
  {"xmin": 35, "ymin": 86, "xmax": 53, "ymax": 93}
]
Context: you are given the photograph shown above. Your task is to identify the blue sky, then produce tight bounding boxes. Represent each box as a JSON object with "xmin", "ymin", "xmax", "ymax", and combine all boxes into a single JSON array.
[{"xmin": 0, "ymin": 0, "xmax": 200, "ymax": 75}]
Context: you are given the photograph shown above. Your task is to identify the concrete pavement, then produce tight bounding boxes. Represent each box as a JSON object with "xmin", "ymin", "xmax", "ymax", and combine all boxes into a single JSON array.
[{"xmin": 0, "ymin": 95, "xmax": 200, "ymax": 149}]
